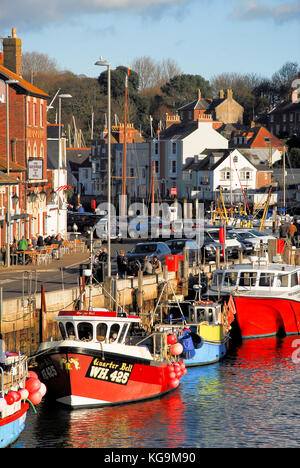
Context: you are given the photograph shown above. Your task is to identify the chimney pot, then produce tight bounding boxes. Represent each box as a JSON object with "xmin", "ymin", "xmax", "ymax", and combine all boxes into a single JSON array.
[{"xmin": 12, "ymin": 28, "xmax": 17, "ymax": 38}]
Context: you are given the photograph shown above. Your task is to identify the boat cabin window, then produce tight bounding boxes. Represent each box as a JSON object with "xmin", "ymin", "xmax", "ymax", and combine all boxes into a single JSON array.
[
  {"xmin": 96, "ymin": 323, "xmax": 108, "ymax": 342},
  {"xmin": 196, "ymin": 307, "xmax": 214, "ymax": 323},
  {"xmin": 276, "ymin": 274, "xmax": 289, "ymax": 287},
  {"xmin": 78, "ymin": 322, "xmax": 93, "ymax": 341},
  {"xmin": 109, "ymin": 324, "xmax": 120, "ymax": 343},
  {"xmin": 291, "ymin": 273, "xmax": 298, "ymax": 287},
  {"xmin": 58, "ymin": 322, "xmax": 67, "ymax": 339},
  {"xmin": 212, "ymin": 272, "xmax": 223, "ymax": 287},
  {"xmin": 259, "ymin": 273, "xmax": 275, "ymax": 287},
  {"xmin": 118, "ymin": 323, "xmax": 129, "ymax": 343},
  {"xmin": 239, "ymin": 272, "xmax": 257, "ymax": 287},
  {"xmin": 66, "ymin": 322, "xmax": 76, "ymax": 340},
  {"xmin": 223, "ymin": 272, "xmax": 238, "ymax": 287}
]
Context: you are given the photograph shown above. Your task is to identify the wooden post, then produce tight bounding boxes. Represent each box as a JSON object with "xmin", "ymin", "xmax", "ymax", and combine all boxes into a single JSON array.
[
  {"xmin": 182, "ymin": 247, "xmax": 189, "ymax": 296},
  {"xmin": 40, "ymin": 284, "xmax": 47, "ymax": 342},
  {"xmin": 137, "ymin": 270, "xmax": 143, "ymax": 311},
  {"xmin": 216, "ymin": 246, "xmax": 220, "ymax": 269}
]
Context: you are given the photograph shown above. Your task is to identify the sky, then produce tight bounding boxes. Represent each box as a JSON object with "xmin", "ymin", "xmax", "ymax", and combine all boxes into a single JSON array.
[{"xmin": 0, "ymin": 0, "xmax": 299, "ymax": 82}]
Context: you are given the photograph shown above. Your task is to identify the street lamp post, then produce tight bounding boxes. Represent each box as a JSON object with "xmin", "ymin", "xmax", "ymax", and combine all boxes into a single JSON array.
[
  {"xmin": 57, "ymin": 94, "xmax": 72, "ymax": 235},
  {"xmin": 5, "ymin": 79, "xmax": 19, "ymax": 267},
  {"xmin": 95, "ymin": 57, "xmax": 111, "ymax": 277}
]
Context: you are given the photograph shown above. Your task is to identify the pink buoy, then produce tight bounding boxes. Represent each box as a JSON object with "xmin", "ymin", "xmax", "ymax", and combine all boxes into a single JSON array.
[
  {"xmin": 39, "ymin": 383, "xmax": 47, "ymax": 397},
  {"xmin": 19, "ymin": 388, "xmax": 29, "ymax": 400},
  {"xmin": 168, "ymin": 371, "xmax": 176, "ymax": 380},
  {"xmin": 29, "ymin": 391, "xmax": 43, "ymax": 406},
  {"xmin": 170, "ymin": 342, "xmax": 183, "ymax": 356},
  {"xmin": 182, "ymin": 368, "xmax": 187, "ymax": 375},
  {"xmin": 28, "ymin": 370, "xmax": 39, "ymax": 379},
  {"xmin": 25, "ymin": 377, "xmax": 41, "ymax": 393},
  {"xmin": 167, "ymin": 334, "xmax": 177, "ymax": 345},
  {"xmin": 0, "ymin": 398, "xmax": 7, "ymax": 411}
]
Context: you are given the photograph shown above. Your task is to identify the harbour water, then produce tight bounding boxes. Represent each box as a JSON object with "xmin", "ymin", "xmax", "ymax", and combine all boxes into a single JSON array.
[{"xmin": 11, "ymin": 336, "xmax": 300, "ymax": 449}]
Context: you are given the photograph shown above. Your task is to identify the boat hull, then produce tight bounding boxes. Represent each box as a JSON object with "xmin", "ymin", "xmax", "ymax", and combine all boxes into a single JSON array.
[
  {"xmin": 233, "ymin": 296, "xmax": 300, "ymax": 339},
  {"xmin": 183, "ymin": 339, "xmax": 228, "ymax": 367},
  {"xmin": 0, "ymin": 403, "xmax": 29, "ymax": 448},
  {"xmin": 37, "ymin": 346, "xmax": 176, "ymax": 408}
]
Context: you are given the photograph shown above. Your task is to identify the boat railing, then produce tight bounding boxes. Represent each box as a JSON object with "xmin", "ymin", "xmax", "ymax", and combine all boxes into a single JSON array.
[
  {"xmin": 0, "ymin": 366, "xmax": 4, "ymax": 397},
  {"xmin": 134, "ymin": 331, "xmax": 168, "ymax": 361},
  {"xmin": 0, "ymin": 354, "xmax": 27, "ymax": 395}
]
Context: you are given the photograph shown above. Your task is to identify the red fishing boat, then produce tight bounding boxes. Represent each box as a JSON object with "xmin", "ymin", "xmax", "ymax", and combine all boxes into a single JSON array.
[
  {"xmin": 207, "ymin": 260, "xmax": 300, "ymax": 339},
  {"xmin": 36, "ymin": 308, "xmax": 186, "ymax": 408}
]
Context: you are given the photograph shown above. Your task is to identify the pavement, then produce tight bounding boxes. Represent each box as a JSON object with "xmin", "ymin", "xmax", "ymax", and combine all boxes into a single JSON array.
[{"xmin": 0, "ymin": 240, "xmax": 137, "ymax": 301}]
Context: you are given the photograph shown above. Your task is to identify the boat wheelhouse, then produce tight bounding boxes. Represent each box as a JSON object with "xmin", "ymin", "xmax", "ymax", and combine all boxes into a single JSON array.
[
  {"xmin": 37, "ymin": 308, "xmax": 186, "ymax": 408},
  {"xmin": 207, "ymin": 261, "xmax": 300, "ymax": 339}
]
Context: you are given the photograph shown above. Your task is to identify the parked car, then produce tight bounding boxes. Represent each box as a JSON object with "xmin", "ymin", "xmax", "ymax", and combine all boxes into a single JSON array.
[
  {"xmin": 125, "ymin": 242, "xmax": 171, "ymax": 266},
  {"xmin": 226, "ymin": 230, "xmax": 254, "ymax": 256},
  {"xmin": 128, "ymin": 216, "xmax": 171, "ymax": 240},
  {"xmin": 95, "ymin": 216, "xmax": 122, "ymax": 241},
  {"xmin": 165, "ymin": 238, "xmax": 200, "ymax": 264},
  {"xmin": 205, "ymin": 228, "xmax": 242, "ymax": 259}
]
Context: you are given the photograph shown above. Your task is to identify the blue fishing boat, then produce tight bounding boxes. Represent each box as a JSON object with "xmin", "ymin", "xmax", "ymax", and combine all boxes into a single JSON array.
[
  {"xmin": 158, "ymin": 292, "xmax": 236, "ymax": 367},
  {"xmin": 0, "ymin": 348, "xmax": 46, "ymax": 448},
  {"xmin": 0, "ymin": 352, "xmax": 29, "ymax": 448}
]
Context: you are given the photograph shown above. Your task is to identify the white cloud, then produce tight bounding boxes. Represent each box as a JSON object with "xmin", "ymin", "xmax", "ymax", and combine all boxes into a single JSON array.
[
  {"xmin": 0, "ymin": 0, "xmax": 186, "ymax": 29},
  {"xmin": 231, "ymin": 0, "xmax": 300, "ymax": 23}
]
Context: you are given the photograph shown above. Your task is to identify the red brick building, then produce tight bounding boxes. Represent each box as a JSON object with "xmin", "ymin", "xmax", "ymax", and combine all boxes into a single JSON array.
[{"xmin": 0, "ymin": 28, "xmax": 49, "ymax": 253}]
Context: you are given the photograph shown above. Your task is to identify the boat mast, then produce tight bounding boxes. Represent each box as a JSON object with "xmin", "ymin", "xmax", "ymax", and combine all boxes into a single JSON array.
[
  {"xmin": 151, "ymin": 160, "xmax": 155, "ymax": 216},
  {"xmin": 121, "ymin": 69, "xmax": 129, "ymax": 217},
  {"xmin": 283, "ymin": 145, "xmax": 286, "ymax": 213}
]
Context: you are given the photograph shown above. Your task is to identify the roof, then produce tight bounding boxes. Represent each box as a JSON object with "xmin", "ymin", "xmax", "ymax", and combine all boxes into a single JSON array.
[
  {"xmin": 183, "ymin": 148, "xmax": 270, "ymax": 173},
  {"xmin": 159, "ymin": 122, "xmax": 199, "ymax": 140},
  {"xmin": 0, "ymin": 171, "xmax": 19, "ymax": 185},
  {"xmin": 0, "ymin": 156, "xmax": 26, "ymax": 172},
  {"xmin": 229, "ymin": 125, "xmax": 284, "ymax": 149},
  {"xmin": 0, "ymin": 64, "xmax": 49, "ymax": 99},
  {"xmin": 269, "ymin": 99, "xmax": 300, "ymax": 115}
]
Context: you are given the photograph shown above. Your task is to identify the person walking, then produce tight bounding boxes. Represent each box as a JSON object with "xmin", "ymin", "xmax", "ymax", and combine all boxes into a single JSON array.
[
  {"xmin": 288, "ymin": 221, "xmax": 297, "ymax": 245},
  {"xmin": 279, "ymin": 221, "xmax": 288, "ymax": 239}
]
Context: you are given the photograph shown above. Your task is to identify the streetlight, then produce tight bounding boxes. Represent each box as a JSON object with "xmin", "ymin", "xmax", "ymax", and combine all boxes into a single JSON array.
[
  {"xmin": 5, "ymin": 79, "xmax": 19, "ymax": 267},
  {"xmin": 95, "ymin": 57, "xmax": 111, "ymax": 277},
  {"xmin": 57, "ymin": 94, "xmax": 72, "ymax": 234}
]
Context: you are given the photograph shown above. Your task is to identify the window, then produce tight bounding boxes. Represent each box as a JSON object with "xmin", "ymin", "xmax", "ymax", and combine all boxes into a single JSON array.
[
  {"xmin": 109, "ymin": 324, "xmax": 120, "ymax": 343},
  {"xmin": 118, "ymin": 324, "xmax": 129, "ymax": 343},
  {"xmin": 155, "ymin": 160, "xmax": 159, "ymax": 174},
  {"xmin": 172, "ymin": 142, "xmax": 177, "ymax": 154},
  {"xmin": 78, "ymin": 322, "xmax": 93, "ymax": 341},
  {"xmin": 66, "ymin": 322, "xmax": 76, "ymax": 339},
  {"xmin": 212, "ymin": 272, "xmax": 223, "ymax": 287},
  {"xmin": 40, "ymin": 102, "xmax": 43, "ymax": 127},
  {"xmin": 223, "ymin": 272, "xmax": 238, "ymax": 287},
  {"xmin": 155, "ymin": 142, "xmax": 159, "ymax": 155},
  {"xmin": 291, "ymin": 273, "xmax": 298, "ymax": 287},
  {"xmin": 276, "ymin": 274, "xmax": 289, "ymax": 287},
  {"xmin": 259, "ymin": 273, "xmax": 274, "ymax": 287},
  {"xmin": 239, "ymin": 272, "xmax": 257, "ymax": 287},
  {"xmin": 58, "ymin": 322, "xmax": 67, "ymax": 339},
  {"xmin": 283, "ymin": 114, "xmax": 287, "ymax": 122},
  {"xmin": 290, "ymin": 114, "xmax": 294, "ymax": 122},
  {"xmin": 130, "ymin": 168, "xmax": 135, "ymax": 177},
  {"xmin": 96, "ymin": 323, "xmax": 108, "ymax": 342}
]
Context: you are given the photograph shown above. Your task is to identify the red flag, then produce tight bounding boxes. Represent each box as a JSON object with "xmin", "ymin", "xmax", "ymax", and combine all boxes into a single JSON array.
[{"xmin": 219, "ymin": 227, "xmax": 225, "ymax": 258}]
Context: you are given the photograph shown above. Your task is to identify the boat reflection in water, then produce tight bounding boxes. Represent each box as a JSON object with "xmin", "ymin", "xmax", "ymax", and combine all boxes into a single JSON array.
[{"xmin": 64, "ymin": 390, "xmax": 186, "ymax": 448}]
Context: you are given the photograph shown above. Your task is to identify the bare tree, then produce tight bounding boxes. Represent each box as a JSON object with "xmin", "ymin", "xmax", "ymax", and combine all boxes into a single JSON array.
[
  {"xmin": 131, "ymin": 56, "xmax": 182, "ymax": 91},
  {"xmin": 22, "ymin": 51, "xmax": 58, "ymax": 83}
]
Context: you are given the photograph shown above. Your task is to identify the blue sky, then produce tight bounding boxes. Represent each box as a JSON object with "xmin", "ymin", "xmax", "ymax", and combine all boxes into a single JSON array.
[{"xmin": 0, "ymin": 0, "xmax": 299, "ymax": 81}]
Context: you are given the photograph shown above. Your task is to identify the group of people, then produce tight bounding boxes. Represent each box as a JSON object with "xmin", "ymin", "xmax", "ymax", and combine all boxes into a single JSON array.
[
  {"xmin": 279, "ymin": 220, "xmax": 300, "ymax": 246},
  {"xmin": 0, "ymin": 233, "xmax": 64, "ymax": 266},
  {"xmin": 116, "ymin": 251, "xmax": 162, "ymax": 278}
]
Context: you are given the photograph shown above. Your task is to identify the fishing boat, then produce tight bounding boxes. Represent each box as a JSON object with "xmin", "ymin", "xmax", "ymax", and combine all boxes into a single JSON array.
[
  {"xmin": 207, "ymin": 258, "xmax": 300, "ymax": 339},
  {"xmin": 36, "ymin": 307, "xmax": 186, "ymax": 408},
  {"xmin": 156, "ymin": 291, "xmax": 235, "ymax": 367},
  {"xmin": 0, "ymin": 351, "xmax": 45, "ymax": 448}
]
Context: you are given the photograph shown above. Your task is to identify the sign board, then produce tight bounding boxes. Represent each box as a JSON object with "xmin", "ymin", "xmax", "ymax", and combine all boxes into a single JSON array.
[
  {"xmin": 170, "ymin": 187, "xmax": 177, "ymax": 196},
  {"xmin": 28, "ymin": 159, "xmax": 43, "ymax": 180}
]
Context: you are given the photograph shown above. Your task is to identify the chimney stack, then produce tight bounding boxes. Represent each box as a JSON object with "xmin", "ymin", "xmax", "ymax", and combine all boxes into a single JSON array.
[
  {"xmin": 291, "ymin": 89, "xmax": 299, "ymax": 103},
  {"xmin": 197, "ymin": 89, "xmax": 201, "ymax": 100},
  {"xmin": 3, "ymin": 28, "xmax": 22, "ymax": 76},
  {"xmin": 227, "ymin": 89, "xmax": 233, "ymax": 100},
  {"xmin": 219, "ymin": 89, "xmax": 224, "ymax": 99}
]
